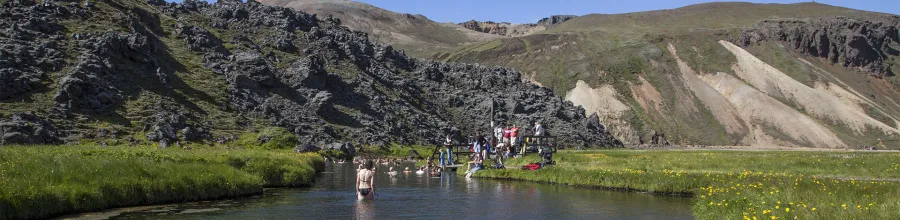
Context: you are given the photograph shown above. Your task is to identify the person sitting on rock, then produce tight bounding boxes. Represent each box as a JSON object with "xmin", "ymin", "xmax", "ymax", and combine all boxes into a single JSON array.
[{"xmin": 465, "ymin": 153, "xmax": 484, "ymax": 178}]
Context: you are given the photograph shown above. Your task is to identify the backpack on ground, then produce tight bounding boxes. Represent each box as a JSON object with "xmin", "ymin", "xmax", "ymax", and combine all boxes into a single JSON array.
[{"xmin": 522, "ymin": 163, "xmax": 542, "ymax": 170}]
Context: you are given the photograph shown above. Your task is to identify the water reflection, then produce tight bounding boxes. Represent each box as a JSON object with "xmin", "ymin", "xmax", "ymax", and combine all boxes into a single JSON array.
[
  {"xmin": 354, "ymin": 200, "xmax": 375, "ymax": 220},
  {"xmin": 107, "ymin": 162, "xmax": 694, "ymax": 220}
]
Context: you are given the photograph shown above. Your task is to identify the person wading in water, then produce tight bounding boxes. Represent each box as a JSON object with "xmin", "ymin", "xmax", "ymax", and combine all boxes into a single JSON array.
[{"xmin": 357, "ymin": 160, "xmax": 376, "ymax": 200}]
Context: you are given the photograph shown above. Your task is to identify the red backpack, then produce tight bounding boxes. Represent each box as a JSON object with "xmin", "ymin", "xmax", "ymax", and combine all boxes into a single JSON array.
[{"xmin": 522, "ymin": 163, "xmax": 542, "ymax": 170}]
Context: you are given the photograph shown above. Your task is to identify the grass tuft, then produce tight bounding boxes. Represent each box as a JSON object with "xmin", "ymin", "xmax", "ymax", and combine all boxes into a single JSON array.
[{"xmin": 0, "ymin": 145, "xmax": 323, "ymax": 219}]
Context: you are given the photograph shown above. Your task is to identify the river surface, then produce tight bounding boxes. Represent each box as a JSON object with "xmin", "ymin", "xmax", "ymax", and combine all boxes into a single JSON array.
[{"xmin": 100, "ymin": 163, "xmax": 694, "ymax": 219}]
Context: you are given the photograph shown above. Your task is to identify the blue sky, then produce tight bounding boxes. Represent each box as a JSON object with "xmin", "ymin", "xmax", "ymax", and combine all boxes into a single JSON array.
[{"xmin": 173, "ymin": 0, "xmax": 899, "ymax": 24}]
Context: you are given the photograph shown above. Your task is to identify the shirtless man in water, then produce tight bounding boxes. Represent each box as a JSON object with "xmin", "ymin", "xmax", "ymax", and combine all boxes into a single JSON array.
[{"xmin": 356, "ymin": 160, "xmax": 376, "ymax": 200}]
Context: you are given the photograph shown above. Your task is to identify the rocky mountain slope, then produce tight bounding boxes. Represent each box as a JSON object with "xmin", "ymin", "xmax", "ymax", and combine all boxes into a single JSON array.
[
  {"xmin": 0, "ymin": 0, "xmax": 621, "ymax": 148},
  {"xmin": 458, "ymin": 15, "xmax": 577, "ymax": 37},
  {"xmin": 255, "ymin": 0, "xmax": 502, "ymax": 58},
  {"xmin": 435, "ymin": 2, "xmax": 900, "ymax": 149}
]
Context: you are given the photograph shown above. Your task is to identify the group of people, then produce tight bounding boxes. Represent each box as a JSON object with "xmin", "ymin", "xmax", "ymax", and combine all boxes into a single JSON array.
[
  {"xmin": 464, "ymin": 122, "xmax": 546, "ymax": 177},
  {"xmin": 356, "ymin": 122, "xmax": 547, "ymax": 199},
  {"xmin": 355, "ymin": 159, "xmax": 443, "ymax": 200}
]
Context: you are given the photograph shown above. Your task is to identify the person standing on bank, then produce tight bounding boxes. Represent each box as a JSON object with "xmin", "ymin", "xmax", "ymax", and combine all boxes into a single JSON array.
[
  {"xmin": 510, "ymin": 124, "xmax": 520, "ymax": 147},
  {"xmin": 442, "ymin": 135, "xmax": 454, "ymax": 166},
  {"xmin": 502, "ymin": 126, "xmax": 511, "ymax": 145},
  {"xmin": 357, "ymin": 160, "xmax": 376, "ymax": 200}
]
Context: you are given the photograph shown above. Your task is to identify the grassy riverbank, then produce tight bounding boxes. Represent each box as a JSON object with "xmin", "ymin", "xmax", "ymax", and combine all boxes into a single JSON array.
[
  {"xmin": 0, "ymin": 145, "xmax": 324, "ymax": 219},
  {"xmin": 470, "ymin": 150, "xmax": 900, "ymax": 219}
]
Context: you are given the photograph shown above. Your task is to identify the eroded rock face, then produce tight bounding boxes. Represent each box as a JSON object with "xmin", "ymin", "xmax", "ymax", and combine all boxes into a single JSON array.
[
  {"xmin": 738, "ymin": 17, "xmax": 900, "ymax": 77},
  {"xmin": 457, "ymin": 15, "xmax": 577, "ymax": 37},
  {"xmin": 53, "ymin": 32, "xmax": 157, "ymax": 114},
  {"xmin": 0, "ymin": 1, "xmax": 66, "ymax": 100},
  {"xmin": 459, "ymin": 20, "xmax": 511, "ymax": 36},
  {"xmin": 175, "ymin": 23, "xmax": 228, "ymax": 53},
  {"xmin": 537, "ymin": 15, "xmax": 577, "ymax": 26},
  {"xmin": 294, "ymin": 144, "xmax": 320, "ymax": 153},
  {"xmin": 0, "ymin": 112, "xmax": 61, "ymax": 145}
]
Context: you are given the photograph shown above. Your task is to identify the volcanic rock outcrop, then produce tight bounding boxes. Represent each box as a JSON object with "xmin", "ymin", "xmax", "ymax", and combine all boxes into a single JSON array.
[
  {"xmin": 458, "ymin": 15, "xmax": 578, "ymax": 37},
  {"xmin": 0, "ymin": 0, "xmax": 620, "ymax": 148},
  {"xmin": 738, "ymin": 17, "xmax": 900, "ymax": 77}
]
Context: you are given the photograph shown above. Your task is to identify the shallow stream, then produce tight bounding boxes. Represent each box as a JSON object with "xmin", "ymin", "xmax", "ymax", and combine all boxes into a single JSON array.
[{"xmin": 93, "ymin": 163, "xmax": 694, "ymax": 219}]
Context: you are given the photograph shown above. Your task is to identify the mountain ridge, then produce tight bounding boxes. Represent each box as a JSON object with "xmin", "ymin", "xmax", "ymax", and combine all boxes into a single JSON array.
[
  {"xmin": 256, "ymin": 0, "xmax": 502, "ymax": 57},
  {"xmin": 432, "ymin": 1, "xmax": 900, "ymax": 148},
  {"xmin": 457, "ymin": 15, "xmax": 577, "ymax": 37}
]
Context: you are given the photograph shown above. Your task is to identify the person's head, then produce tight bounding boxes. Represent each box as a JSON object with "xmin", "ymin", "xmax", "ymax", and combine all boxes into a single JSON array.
[
  {"xmin": 390, "ymin": 167, "xmax": 394, "ymax": 171},
  {"xmin": 365, "ymin": 160, "xmax": 374, "ymax": 170},
  {"xmin": 405, "ymin": 167, "xmax": 410, "ymax": 171}
]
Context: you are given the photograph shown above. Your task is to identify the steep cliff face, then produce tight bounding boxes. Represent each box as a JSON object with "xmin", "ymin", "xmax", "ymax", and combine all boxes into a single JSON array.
[
  {"xmin": 0, "ymin": 0, "xmax": 620, "ymax": 148},
  {"xmin": 737, "ymin": 17, "xmax": 900, "ymax": 78},
  {"xmin": 537, "ymin": 15, "xmax": 577, "ymax": 26},
  {"xmin": 458, "ymin": 20, "xmax": 511, "ymax": 36},
  {"xmin": 457, "ymin": 15, "xmax": 578, "ymax": 37}
]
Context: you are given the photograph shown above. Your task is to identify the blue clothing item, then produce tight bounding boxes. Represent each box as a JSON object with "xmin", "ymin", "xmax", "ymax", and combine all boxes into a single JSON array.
[
  {"xmin": 440, "ymin": 148, "xmax": 455, "ymax": 166},
  {"xmin": 466, "ymin": 164, "xmax": 483, "ymax": 175},
  {"xmin": 447, "ymin": 148, "xmax": 453, "ymax": 165}
]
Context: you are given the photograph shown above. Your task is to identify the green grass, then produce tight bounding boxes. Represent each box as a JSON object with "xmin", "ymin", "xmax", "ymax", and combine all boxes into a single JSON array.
[
  {"xmin": 237, "ymin": 127, "xmax": 300, "ymax": 150},
  {"xmin": 470, "ymin": 150, "xmax": 900, "ymax": 219},
  {"xmin": 0, "ymin": 145, "xmax": 324, "ymax": 219}
]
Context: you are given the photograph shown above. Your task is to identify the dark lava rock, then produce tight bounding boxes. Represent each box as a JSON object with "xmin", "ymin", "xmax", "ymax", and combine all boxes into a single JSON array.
[
  {"xmin": 537, "ymin": 15, "xmax": 577, "ymax": 26},
  {"xmin": 738, "ymin": 17, "xmax": 900, "ymax": 77},
  {"xmin": 0, "ymin": 0, "xmax": 622, "ymax": 148},
  {"xmin": 145, "ymin": 111, "xmax": 188, "ymax": 145},
  {"xmin": 53, "ymin": 32, "xmax": 157, "ymax": 114},
  {"xmin": 294, "ymin": 144, "xmax": 320, "ymax": 153},
  {"xmin": 174, "ymin": 23, "xmax": 228, "ymax": 54},
  {"xmin": 181, "ymin": 126, "xmax": 211, "ymax": 142},
  {"xmin": 0, "ymin": 112, "xmax": 61, "ymax": 145},
  {"xmin": 323, "ymin": 142, "xmax": 356, "ymax": 156},
  {"xmin": 0, "ymin": 2, "xmax": 66, "ymax": 100}
]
